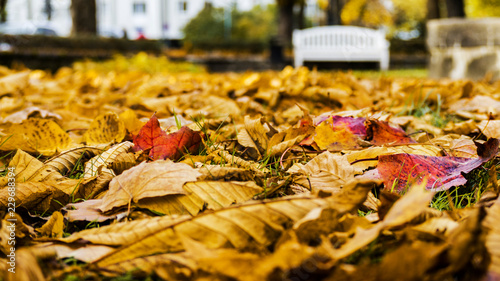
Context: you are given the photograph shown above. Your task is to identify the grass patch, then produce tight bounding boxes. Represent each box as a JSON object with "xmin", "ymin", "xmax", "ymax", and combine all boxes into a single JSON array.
[
  {"xmin": 430, "ymin": 160, "xmax": 496, "ymax": 211},
  {"xmin": 350, "ymin": 68, "xmax": 428, "ymax": 79}
]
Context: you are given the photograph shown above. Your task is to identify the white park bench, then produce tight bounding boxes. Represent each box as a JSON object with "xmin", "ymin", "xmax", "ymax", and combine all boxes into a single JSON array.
[{"xmin": 293, "ymin": 26, "xmax": 390, "ymax": 70}]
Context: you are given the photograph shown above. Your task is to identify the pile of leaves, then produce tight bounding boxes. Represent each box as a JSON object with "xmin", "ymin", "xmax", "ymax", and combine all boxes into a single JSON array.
[{"xmin": 1, "ymin": 53, "xmax": 500, "ymax": 280}]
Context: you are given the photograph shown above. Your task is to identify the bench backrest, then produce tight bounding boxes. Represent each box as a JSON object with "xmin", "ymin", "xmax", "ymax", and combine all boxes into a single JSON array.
[{"xmin": 293, "ymin": 26, "xmax": 387, "ymax": 50}]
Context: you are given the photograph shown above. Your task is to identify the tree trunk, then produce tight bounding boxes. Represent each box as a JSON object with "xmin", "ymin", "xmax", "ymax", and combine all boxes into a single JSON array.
[
  {"xmin": 71, "ymin": 0, "xmax": 97, "ymax": 36},
  {"xmin": 445, "ymin": 0, "xmax": 465, "ymax": 18},
  {"xmin": 427, "ymin": 0, "xmax": 440, "ymax": 19},
  {"xmin": 44, "ymin": 0, "xmax": 52, "ymax": 21},
  {"xmin": 327, "ymin": 0, "xmax": 343, "ymax": 25},
  {"xmin": 298, "ymin": 2, "xmax": 305, "ymax": 29},
  {"xmin": 277, "ymin": 0, "xmax": 294, "ymax": 46},
  {"xmin": 0, "ymin": 0, "xmax": 6, "ymax": 23}
]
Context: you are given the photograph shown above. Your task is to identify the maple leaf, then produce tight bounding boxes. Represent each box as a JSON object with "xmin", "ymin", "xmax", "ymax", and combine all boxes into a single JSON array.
[
  {"xmin": 133, "ymin": 114, "xmax": 203, "ymax": 160},
  {"xmin": 366, "ymin": 119, "xmax": 416, "ymax": 146},
  {"xmin": 150, "ymin": 126, "xmax": 203, "ymax": 160},
  {"xmin": 376, "ymin": 138, "xmax": 499, "ymax": 192},
  {"xmin": 133, "ymin": 113, "xmax": 167, "ymax": 152}
]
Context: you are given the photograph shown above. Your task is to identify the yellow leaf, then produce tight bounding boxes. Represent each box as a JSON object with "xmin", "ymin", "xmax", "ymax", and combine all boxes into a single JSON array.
[
  {"xmin": 182, "ymin": 181, "xmax": 263, "ymax": 211},
  {"xmin": 36, "ymin": 211, "xmax": 64, "ymax": 238},
  {"xmin": 314, "ymin": 119, "xmax": 362, "ymax": 151},
  {"xmin": 119, "ymin": 109, "xmax": 144, "ymax": 136},
  {"xmin": 0, "ymin": 71, "xmax": 29, "ymax": 96},
  {"xmin": 0, "ymin": 118, "xmax": 71, "ymax": 156},
  {"xmin": 83, "ymin": 113, "xmax": 126, "ymax": 145}
]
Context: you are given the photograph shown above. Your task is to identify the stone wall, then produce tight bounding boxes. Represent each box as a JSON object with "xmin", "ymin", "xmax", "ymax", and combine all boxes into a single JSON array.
[{"xmin": 427, "ymin": 18, "xmax": 500, "ymax": 80}]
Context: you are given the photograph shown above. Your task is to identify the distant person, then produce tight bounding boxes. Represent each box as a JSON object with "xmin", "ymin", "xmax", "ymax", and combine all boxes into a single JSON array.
[
  {"xmin": 122, "ymin": 28, "xmax": 128, "ymax": 40},
  {"xmin": 137, "ymin": 32, "xmax": 146, "ymax": 40}
]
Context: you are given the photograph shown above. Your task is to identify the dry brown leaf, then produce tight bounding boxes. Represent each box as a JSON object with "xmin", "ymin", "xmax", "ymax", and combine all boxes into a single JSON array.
[
  {"xmin": 64, "ymin": 199, "xmax": 126, "ymax": 222},
  {"xmin": 138, "ymin": 180, "xmax": 263, "ymax": 216},
  {"xmin": 83, "ymin": 141, "xmax": 134, "ymax": 179},
  {"xmin": 43, "ymin": 146, "xmax": 103, "ymax": 177},
  {"xmin": 197, "ymin": 165, "xmax": 255, "ymax": 181},
  {"xmin": 57, "ymin": 178, "xmax": 373, "ymax": 267},
  {"xmin": 0, "ymin": 213, "xmax": 34, "ymax": 253},
  {"xmin": 0, "ymin": 71, "xmax": 29, "ymax": 96},
  {"xmin": 0, "ymin": 181, "xmax": 70, "ymax": 213},
  {"xmin": 484, "ymin": 196, "xmax": 500, "ymax": 276},
  {"xmin": 478, "ymin": 120, "xmax": 500, "ymax": 139},
  {"xmin": 99, "ymin": 161, "xmax": 201, "ymax": 212},
  {"xmin": 99, "ymin": 252, "xmax": 197, "ymax": 278},
  {"xmin": 2, "ymin": 106, "xmax": 62, "ymax": 124},
  {"xmin": 238, "ymin": 116, "xmax": 270, "ymax": 156},
  {"xmin": 291, "ymin": 152, "xmax": 357, "ymax": 193},
  {"xmin": 346, "ymin": 144, "xmax": 442, "ymax": 170},
  {"xmin": 0, "ymin": 249, "xmax": 45, "ymax": 281},
  {"xmin": 325, "ymin": 181, "xmax": 434, "ymax": 261},
  {"xmin": 449, "ymin": 95, "xmax": 500, "ymax": 115},
  {"xmin": 0, "ymin": 150, "xmax": 47, "ymax": 185}
]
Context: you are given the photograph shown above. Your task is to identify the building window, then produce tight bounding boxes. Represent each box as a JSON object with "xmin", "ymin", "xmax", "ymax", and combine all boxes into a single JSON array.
[
  {"xmin": 179, "ymin": 1, "xmax": 187, "ymax": 12},
  {"xmin": 133, "ymin": 2, "xmax": 146, "ymax": 14}
]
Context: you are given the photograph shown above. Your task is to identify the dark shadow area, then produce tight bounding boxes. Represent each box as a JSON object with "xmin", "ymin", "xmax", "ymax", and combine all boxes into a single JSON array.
[{"xmin": 303, "ymin": 61, "xmax": 380, "ymax": 71}]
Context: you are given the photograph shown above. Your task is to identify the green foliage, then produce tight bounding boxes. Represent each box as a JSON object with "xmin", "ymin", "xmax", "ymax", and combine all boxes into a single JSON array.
[
  {"xmin": 465, "ymin": 0, "xmax": 500, "ymax": 17},
  {"xmin": 183, "ymin": 6, "xmax": 225, "ymax": 48},
  {"xmin": 183, "ymin": 4, "xmax": 277, "ymax": 52},
  {"xmin": 74, "ymin": 52, "xmax": 205, "ymax": 74}
]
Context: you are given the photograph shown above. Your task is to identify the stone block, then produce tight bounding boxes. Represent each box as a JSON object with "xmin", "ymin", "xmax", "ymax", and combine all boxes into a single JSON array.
[
  {"xmin": 427, "ymin": 18, "xmax": 500, "ymax": 48},
  {"xmin": 427, "ymin": 18, "xmax": 500, "ymax": 80}
]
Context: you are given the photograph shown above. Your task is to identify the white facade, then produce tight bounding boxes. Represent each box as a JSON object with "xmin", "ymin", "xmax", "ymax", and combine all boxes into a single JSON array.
[
  {"xmin": 5, "ymin": 0, "xmax": 274, "ymax": 40},
  {"xmin": 6, "ymin": 0, "xmax": 72, "ymax": 36}
]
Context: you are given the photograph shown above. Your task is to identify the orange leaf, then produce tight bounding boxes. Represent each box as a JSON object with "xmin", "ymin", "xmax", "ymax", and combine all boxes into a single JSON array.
[{"xmin": 133, "ymin": 114, "xmax": 203, "ymax": 160}]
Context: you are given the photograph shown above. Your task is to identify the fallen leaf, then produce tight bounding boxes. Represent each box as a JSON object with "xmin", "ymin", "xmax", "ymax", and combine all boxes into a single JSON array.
[
  {"xmin": 119, "ymin": 109, "xmax": 145, "ymax": 137},
  {"xmin": 83, "ymin": 113, "xmax": 126, "ymax": 145},
  {"xmin": 291, "ymin": 152, "xmax": 357, "ymax": 193},
  {"xmin": 133, "ymin": 114, "xmax": 202, "ymax": 160},
  {"xmin": 376, "ymin": 138, "xmax": 499, "ymax": 192},
  {"xmin": 64, "ymin": 199, "xmax": 126, "ymax": 222},
  {"xmin": 35, "ymin": 211, "xmax": 64, "ymax": 238},
  {"xmin": 133, "ymin": 113, "xmax": 167, "ymax": 152},
  {"xmin": 0, "ymin": 118, "xmax": 71, "ymax": 156},
  {"xmin": 99, "ymin": 161, "xmax": 201, "ymax": 212},
  {"xmin": 366, "ymin": 119, "xmax": 416, "ymax": 146},
  {"xmin": 478, "ymin": 120, "xmax": 500, "ymax": 139},
  {"xmin": 2, "ymin": 106, "xmax": 62, "ymax": 124},
  {"xmin": 151, "ymin": 126, "xmax": 203, "ymax": 161},
  {"xmin": 0, "ymin": 181, "xmax": 70, "ymax": 213}
]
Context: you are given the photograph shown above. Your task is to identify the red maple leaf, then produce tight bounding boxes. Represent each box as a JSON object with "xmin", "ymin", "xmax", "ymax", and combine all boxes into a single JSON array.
[
  {"xmin": 376, "ymin": 138, "xmax": 499, "ymax": 192},
  {"xmin": 133, "ymin": 114, "xmax": 203, "ymax": 160},
  {"xmin": 133, "ymin": 113, "xmax": 167, "ymax": 152},
  {"xmin": 150, "ymin": 126, "xmax": 202, "ymax": 160},
  {"xmin": 366, "ymin": 119, "xmax": 416, "ymax": 146}
]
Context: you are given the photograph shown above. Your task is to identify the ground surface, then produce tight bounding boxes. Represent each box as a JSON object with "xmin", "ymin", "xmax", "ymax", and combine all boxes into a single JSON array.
[{"xmin": 0, "ymin": 53, "xmax": 499, "ymax": 281}]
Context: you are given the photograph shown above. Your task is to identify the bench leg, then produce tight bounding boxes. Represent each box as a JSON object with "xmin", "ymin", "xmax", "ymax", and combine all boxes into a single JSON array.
[
  {"xmin": 294, "ymin": 56, "xmax": 303, "ymax": 68},
  {"xmin": 380, "ymin": 52, "xmax": 389, "ymax": 71}
]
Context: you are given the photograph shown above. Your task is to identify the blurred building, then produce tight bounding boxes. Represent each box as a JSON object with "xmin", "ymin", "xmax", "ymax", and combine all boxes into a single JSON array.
[{"xmin": 4, "ymin": 0, "xmax": 273, "ymax": 39}]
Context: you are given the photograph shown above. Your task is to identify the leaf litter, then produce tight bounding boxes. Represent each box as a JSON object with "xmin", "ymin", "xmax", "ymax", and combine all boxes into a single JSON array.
[{"xmin": 1, "ymin": 53, "xmax": 500, "ymax": 280}]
